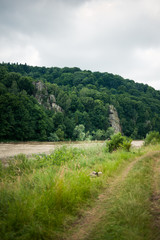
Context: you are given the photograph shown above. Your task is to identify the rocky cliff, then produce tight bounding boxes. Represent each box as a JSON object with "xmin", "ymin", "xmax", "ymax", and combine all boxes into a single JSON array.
[
  {"xmin": 109, "ymin": 105, "xmax": 122, "ymax": 133},
  {"xmin": 33, "ymin": 81, "xmax": 63, "ymax": 112}
]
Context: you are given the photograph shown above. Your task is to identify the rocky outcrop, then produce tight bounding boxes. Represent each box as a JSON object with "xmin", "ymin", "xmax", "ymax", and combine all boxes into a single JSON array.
[
  {"xmin": 34, "ymin": 81, "xmax": 44, "ymax": 92},
  {"xmin": 33, "ymin": 81, "xmax": 63, "ymax": 112},
  {"xmin": 51, "ymin": 103, "xmax": 63, "ymax": 112},
  {"xmin": 109, "ymin": 105, "xmax": 122, "ymax": 133},
  {"xmin": 49, "ymin": 94, "xmax": 56, "ymax": 104}
]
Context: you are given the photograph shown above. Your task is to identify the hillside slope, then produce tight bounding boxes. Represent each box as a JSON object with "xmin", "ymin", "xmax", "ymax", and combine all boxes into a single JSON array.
[{"xmin": 0, "ymin": 63, "xmax": 160, "ymax": 141}]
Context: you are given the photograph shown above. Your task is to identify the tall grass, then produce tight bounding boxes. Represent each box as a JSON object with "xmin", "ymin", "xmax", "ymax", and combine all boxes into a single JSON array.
[
  {"xmin": 87, "ymin": 151, "xmax": 160, "ymax": 240},
  {"xmin": 0, "ymin": 145, "xmax": 141, "ymax": 240}
]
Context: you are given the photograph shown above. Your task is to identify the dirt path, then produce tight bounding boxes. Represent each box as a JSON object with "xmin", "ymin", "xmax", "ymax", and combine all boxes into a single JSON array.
[
  {"xmin": 151, "ymin": 153, "xmax": 160, "ymax": 238},
  {"xmin": 64, "ymin": 154, "xmax": 146, "ymax": 240}
]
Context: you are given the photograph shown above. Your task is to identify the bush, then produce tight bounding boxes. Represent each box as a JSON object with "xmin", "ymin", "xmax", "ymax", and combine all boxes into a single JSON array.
[
  {"xmin": 106, "ymin": 132, "xmax": 132, "ymax": 153},
  {"xmin": 144, "ymin": 131, "xmax": 160, "ymax": 145},
  {"xmin": 48, "ymin": 132, "xmax": 59, "ymax": 141},
  {"xmin": 35, "ymin": 146, "xmax": 82, "ymax": 167},
  {"xmin": 105, "ymin": 127, "xmax": 115, "ymax": 139},
  {"xmin": 73, "ymin": 124, "xmax": 85, "ymax": 141}
]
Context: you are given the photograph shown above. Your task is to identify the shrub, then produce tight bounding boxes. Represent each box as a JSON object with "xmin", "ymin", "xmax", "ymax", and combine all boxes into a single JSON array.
[
  {"xmin": 48, "ymin": 132, "xmax": 59, "ymax": 141},
  {"xmin": 144, "ymin": 131, "xmax": 160, "ymax": 145},
  {"xmin": 105, "ymin": 127, "xmax": 115, "ymax": 139},
  {"xmin": 35, "ymin": 146, "xmax": 82, "ymax": 167},
  {"xmin": 106, "ymin": 132, "xmax": 132, "ymax": 153},
  {"xmin": 73, "ymin": 124, "xmax": 85, "ymax": 141}
]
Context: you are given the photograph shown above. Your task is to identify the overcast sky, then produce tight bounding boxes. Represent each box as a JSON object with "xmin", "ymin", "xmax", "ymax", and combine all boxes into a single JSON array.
[{"xmin": 0, "ymin": 0, "xmax": 160, "ymax": 90}]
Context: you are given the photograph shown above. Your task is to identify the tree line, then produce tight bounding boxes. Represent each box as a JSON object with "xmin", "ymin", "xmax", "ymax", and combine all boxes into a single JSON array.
[{"xmin": 0, "ymin": 62, "xmax": 160, "ymax": 141}]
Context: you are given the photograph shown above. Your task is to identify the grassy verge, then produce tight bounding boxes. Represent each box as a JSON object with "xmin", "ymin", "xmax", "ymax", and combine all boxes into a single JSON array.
[
  {"xmin": 87, "ymin": 148, "xmax": 160, "ymax": 240},
  {"xmin": 0, "ymin": 145, "xmax": 143, "ymax": 240}
]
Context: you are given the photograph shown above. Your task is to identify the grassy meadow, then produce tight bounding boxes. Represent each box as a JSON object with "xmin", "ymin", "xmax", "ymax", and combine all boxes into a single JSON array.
[
  {"xmin": 0, "ymin": 143, "xmax": 160, "ymax": 240},
  {"xmin": 87, "ymin": 149, "xmax": 160, "ymax": 240}
]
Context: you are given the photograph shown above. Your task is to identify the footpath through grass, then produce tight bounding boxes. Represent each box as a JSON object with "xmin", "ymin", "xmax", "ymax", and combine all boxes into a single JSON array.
[
  {"xmin": 0, "ymin": 143, "xmax": 142, "ymax": 240},
  {"xmin": 85, "ymin": 146, "xmax": 160, "ymax": 240}
]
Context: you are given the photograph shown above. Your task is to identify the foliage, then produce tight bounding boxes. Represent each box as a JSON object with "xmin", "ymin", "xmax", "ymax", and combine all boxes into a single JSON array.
[
  {"xmin": 105, "ymin": 127, "xmax": 115, "ymax": 139},
  {"xmin": 35, "ymin": 146, "xmax": 81, "ymax": 167},
  {"xmin": 94, "ymin": 129, "xmax": 105, "ymax": 140},
  {"xmin": 48, "ymin": 132, "xmax": 59, "ymax": 141},
  {"xmin": 73, "ymin": 124, "xmax": 86, "ymax": 141},
  {"xmin": 106, "ymin": 132, "xmax": 132, "ymax": 153},
  {"xmin": 88, "ymin": 151, "xmax": 156, "ymax": 240},
  {"xmin": 0, "ymin": 145, "xmax": 140, "ymax": 240},
  {"xmin": 144, "ymin": 131, "xmax": 160, "ymax": 145},
  {"xmin": 1, "ymin": 62, "xmax": 160, "ymax": 141}
]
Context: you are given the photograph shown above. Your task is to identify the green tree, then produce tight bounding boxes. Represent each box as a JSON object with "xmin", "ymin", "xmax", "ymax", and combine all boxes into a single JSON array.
[
  {"xmin": 56, "ymin": 128, "xmax": 65, "ymax": 141},
  {"xmin": 105, "ymin": 127, "xmax": 115, "ymax": 139},
  {"xmin": 73, "ymin": 124, "xmax": 85, "ymax": 141},
  {"xmin": 94, "ymin": 129, "xmax": 105, "ymax": 140},
  {"xmin": 48, "ymin": 133, "xmax": 59, "ymax": 142},
  {"xmin": 144, "ymin": 131, "xmax": 160, "ymax": 145}
]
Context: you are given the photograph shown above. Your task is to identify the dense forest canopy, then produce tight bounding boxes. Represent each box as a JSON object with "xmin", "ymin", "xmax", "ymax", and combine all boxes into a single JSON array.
[{"xmin": 0, "ymin": 62, "xmax": 160, "ymax": 141}]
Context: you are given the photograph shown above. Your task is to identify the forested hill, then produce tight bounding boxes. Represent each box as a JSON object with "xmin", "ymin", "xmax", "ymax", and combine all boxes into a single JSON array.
[{"xmin": 0, "ymin": 62, "xmax": 160, "ymax": 141}]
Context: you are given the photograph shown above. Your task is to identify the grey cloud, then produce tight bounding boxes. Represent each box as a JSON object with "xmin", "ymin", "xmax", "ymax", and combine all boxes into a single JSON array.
[
  {"xmin": 0, "ymin": 0, "xmax": 160, "ymax": 89},
  {"xmin": 0, "ymin": 1, "xmax": 69, "ymax": 35}
]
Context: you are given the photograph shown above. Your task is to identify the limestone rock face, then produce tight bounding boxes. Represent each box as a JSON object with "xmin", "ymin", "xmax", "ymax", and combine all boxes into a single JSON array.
[
  {"xmin": 51, "ymin": 103, "xmax": 63, "ymax": 112},
  {"xmin": 49, "ymin": 95, "xmax": 56, "ymax": 104},
  {"xmin": 33, "ymin": 81, "xmax": 47, "ymax": 105},
  {"xmin": 34, "ymin": 81, "xmax": 44, "ymax": 92},
  {"xmin": 109, "ymin": 105, "xmax": 122, "ymax": 133},
  {"xmin": 33, "ymin": 81, "xmax": 63, "ymax": 112}
]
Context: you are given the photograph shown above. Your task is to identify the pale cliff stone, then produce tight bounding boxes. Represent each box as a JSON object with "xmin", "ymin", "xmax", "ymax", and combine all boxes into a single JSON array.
[
  {"xmin": 33, "ymin": 81, "xmax": 63, "ymax": 112},
  {"xmin": 49, "ymin": 95, "xmax": 56, "ymax": 103},
  {"xmin": 51, "ymin": 103, "xmax": 63, "ymax": 112},
  {"xmin": 33, "ymin": 81, "xmax": 44, "ymax": 92},
  {"xmin": 109, "ymin": 105, "xmax": 122, "ymax": 133}
]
